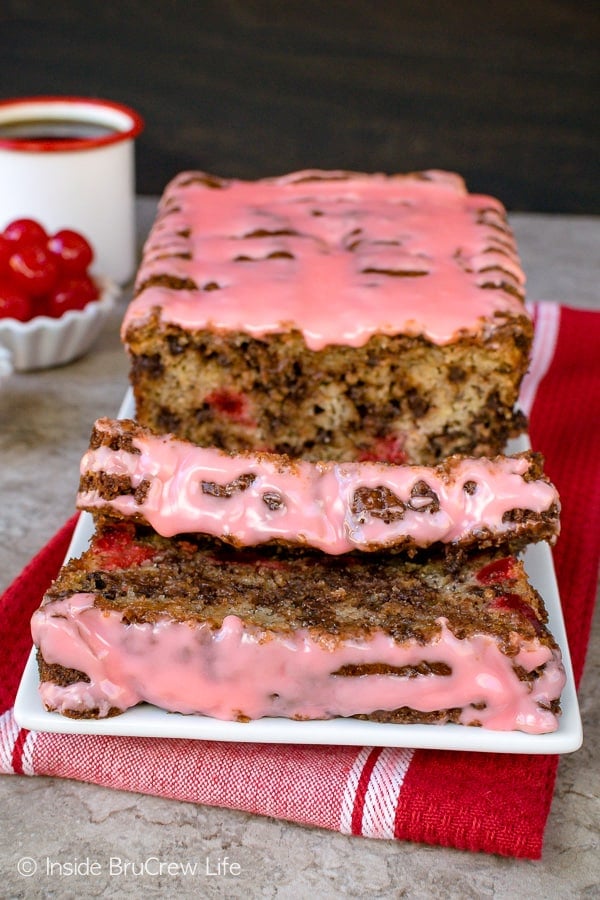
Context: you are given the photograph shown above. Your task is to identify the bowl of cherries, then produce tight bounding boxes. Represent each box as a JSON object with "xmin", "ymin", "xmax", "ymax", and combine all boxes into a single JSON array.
[{"xmin": 0, "ymin": 217, "xmax": 118, "ymax": 371}]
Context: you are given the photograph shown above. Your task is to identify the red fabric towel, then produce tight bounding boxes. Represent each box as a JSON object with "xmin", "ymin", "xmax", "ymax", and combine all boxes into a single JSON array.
[{"xmin": 1, "ymin": 303, "xmax": 598, "ymax": 859}]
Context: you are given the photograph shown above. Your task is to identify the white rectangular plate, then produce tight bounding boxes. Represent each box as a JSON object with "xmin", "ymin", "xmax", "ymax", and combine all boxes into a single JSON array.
[{"xmin": 14, "ymin": 392, "xmax": 583, "ymax": 754}]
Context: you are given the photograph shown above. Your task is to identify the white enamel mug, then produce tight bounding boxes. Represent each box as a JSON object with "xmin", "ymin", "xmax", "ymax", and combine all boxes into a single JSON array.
[{"xmin": 0, "ymin": 96, "xmax": 144, "ymax": 283}]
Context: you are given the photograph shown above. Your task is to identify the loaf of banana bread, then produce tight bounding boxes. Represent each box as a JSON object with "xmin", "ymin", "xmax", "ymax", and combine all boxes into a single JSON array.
[
  {"xmin": 122, "ymin": 169, "xmax": 532, "ymax": 464},
  {"xmin": 31, "ymin": 522, "xmax": 565, "ymax": 732}
]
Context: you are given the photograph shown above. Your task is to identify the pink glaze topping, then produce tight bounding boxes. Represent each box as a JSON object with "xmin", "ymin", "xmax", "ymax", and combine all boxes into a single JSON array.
[
  {"xmin": 122, "ymin": 170, "xmax": 528, "ymax": 350},
  {"xmin": 78, "ymin": 424, "xmax": 559, "ymax": 553},
  {"xmin": 32, "ymin": 593, "xmax": 565, "ymax": 732}
]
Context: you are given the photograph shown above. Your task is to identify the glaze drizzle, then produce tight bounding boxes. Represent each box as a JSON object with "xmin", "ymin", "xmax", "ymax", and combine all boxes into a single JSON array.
[{"xmin": 123, "ymin": 170, "xmax": 528, "ymax": 350}]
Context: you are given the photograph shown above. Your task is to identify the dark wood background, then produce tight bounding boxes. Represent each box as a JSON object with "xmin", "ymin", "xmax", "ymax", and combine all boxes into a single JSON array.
[{"xmin": 2, "ymin": 1, "xmax": 598, "ymax": 213}]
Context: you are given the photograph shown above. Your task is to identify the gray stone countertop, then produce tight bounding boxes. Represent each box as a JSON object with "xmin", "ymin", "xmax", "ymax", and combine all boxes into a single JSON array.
[{"xmin": 0, "ymin": 201, "xmax": 598, "ymax": 899}]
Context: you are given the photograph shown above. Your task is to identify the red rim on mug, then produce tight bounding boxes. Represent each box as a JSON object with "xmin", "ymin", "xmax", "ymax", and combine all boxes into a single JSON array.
[{"xmin": 0, "ymin": 96, "xmax": 144, "ymax": 153}]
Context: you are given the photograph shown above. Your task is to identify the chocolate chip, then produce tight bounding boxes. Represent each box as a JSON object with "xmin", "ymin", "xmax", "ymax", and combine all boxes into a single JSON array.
[
  {"xmin": 201, "ymin": 473, "xmax": 256, "ymax": 498},
  {"xmin": 167, "ymin": 334, "xmax": 187, "ymax": 355},
  {"xmin": 408, "ymin": 481, "xmax": 440, "ymax": 513},
  {"xmin": 132, "ymin": 353, "xmax": 163, "ymax": 378},
  {"xmin": 448, "ymin": 365, "xmax": 466, "ymax": 383},
  {"xmin": 134, "ymin": 478, "xmax": 152, "ymax": 505},
  {"xmin": 263, "ymin": 491, "xmax": 284, "ymax": 511},
  {"xmin": 351, "ymin": 486, "xmax": 405, "ymax": 524}
]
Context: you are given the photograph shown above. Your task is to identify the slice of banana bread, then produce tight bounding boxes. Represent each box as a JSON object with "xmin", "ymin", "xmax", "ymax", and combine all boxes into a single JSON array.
[
  {"xmin": 32, "ymin": 522, "xmax": 565, "ymax": 732},
  {"xmin": 77, "ymin": 417, "xmax": 560, "ymax": 555},
  {"xmin": 122, "ymin": 169, "xmax": 532, "ymax": 464}
]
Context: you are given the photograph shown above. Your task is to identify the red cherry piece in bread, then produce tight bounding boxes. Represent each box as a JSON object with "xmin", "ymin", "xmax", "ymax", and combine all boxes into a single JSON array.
[
  {"xmin": 476, "ymin": 556, "xmax": 518, "ymax": 584},
  {"xmin": 3, "ymin": 218, "xmax": 48, "ymax": 247},
  {"xmin": 358, "ymin": 435, "xmax": 407, "ymax": 465},
  {"xmin": 45, "ymin": 274, "xmax": 99, "ymax": 317},
  {"xmin": 204, "ymin": 389, "xmax": 254, "ymax": 424},
  {"xmin": 8, "ymin": 244, "xmax": 59, "ymax": 298},
  {"xmin": 91, "ymin": 525, "xmax": 158, "ymax": 570},
  {"xmin": 488, "ymin": 592, "xmax": 544, "ymax": 635},
  {"xmin": 47, "ymin": 229, "xmax": 94, "ymax": 275},
  {"xmin": 0, "ymin": 279, "xmax": 33, "ymax": 321}
]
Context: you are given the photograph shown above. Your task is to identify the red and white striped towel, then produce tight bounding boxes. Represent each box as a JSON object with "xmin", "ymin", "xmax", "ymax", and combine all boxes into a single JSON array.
[{"xmin": 1, "ymin": 303, "xmax": 598, "ymax": 859}]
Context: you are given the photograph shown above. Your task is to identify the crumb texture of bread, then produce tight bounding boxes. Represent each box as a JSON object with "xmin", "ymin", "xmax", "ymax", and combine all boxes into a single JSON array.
[
  {"xmin": 122, "ymin": 169, "xmax": 532, "ymax": 464},
  {"xmin": 31, "ymin": 523, "xmax": 565, "ymax": 731}
]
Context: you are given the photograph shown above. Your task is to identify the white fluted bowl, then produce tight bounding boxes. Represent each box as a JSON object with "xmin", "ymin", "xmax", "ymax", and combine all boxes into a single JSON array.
[{"xmin": 0, "ymin": 277, "xmax": 119, "ymax": 372}]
